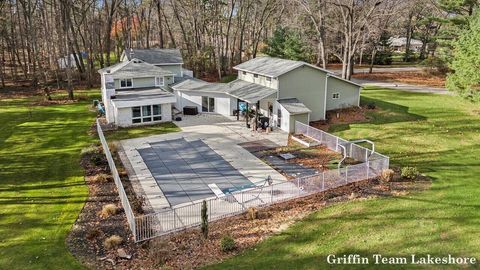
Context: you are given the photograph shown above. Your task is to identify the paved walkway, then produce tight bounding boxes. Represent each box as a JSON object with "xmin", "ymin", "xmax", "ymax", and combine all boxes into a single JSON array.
[{"xmin": 120, "ymin": 113, "xmax": 289, "ymax": 212}]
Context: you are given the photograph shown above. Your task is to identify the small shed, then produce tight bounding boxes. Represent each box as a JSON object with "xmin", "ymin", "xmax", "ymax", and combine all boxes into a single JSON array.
[{"xmin": 277, "ymin": 98, "xmax": 311, "ymax": 133}]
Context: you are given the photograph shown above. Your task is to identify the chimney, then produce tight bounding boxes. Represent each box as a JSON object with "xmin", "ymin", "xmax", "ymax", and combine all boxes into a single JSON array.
[{"xmin": 129, "ymin": 48, "xmax": 134, "ymax": 59}]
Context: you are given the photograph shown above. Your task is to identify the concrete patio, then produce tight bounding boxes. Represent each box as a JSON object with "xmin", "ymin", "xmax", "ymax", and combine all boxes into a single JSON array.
[{"xmin": 120, "ymin": 113, "xmax": 289, "ymax": 212}]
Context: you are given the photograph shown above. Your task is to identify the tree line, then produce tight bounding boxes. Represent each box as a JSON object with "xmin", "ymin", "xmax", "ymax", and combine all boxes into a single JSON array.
[{"xmin": 0, "ymin": 0, "xmax": 478, "ymax": 99}]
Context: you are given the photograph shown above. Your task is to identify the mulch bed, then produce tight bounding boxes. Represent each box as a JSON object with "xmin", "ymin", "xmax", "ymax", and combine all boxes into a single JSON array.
[
  {"xmin": 352, "ymin": 71, "xmax": 446, "ymax": 88},
  {"xmin": 69, "ymin": 143, "xmax": 430, "ymax": 270},
  {"xmin": 310, "ymin": 106, "xmax": 375, "ymax": 131}
]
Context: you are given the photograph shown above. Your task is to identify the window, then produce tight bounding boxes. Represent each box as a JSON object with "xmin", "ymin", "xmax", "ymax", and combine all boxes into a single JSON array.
[
  {"xmin": 242, "ymin": 71, "xmax": 246, "ymax": 75},
  {"xmin": 332, "ymin": 93, "xmax": 340, "ymax": 99},
  {"xmin": 266, "ymin": 77, "xmax": 272, "ymax": 82},
  {"xmin": 155, "ymin": 76, "xmax": 164, "ymax": 86},
  {"xmin": 277, "ymin": 108, "xmax": 282, "ymax": 127},
  {"xmin": 132, "ymin": 105, "xmax": 162, "ymax": 124},
  {"xmin": 201, "ymin": 96, "xmax": 215, "ymax": 112},
  {"xmin": 120, "ymin": 78, "xmax": 132, "ymax": 88},
  {"xmin": 253, "ymin": 74, "xmax": 258, "ymax": 78}
]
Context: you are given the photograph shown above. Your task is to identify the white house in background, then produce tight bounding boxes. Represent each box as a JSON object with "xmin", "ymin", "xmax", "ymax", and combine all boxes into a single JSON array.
[
  {"xmin": 388, "ymin": 37, "xmax": 423, "ymax": 52},
  {"xmin": 99, "ymin": 50, "xmax": 361, "ymax": 132}
]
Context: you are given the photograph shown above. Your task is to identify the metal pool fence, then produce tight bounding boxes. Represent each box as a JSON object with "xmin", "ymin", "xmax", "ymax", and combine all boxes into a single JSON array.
[{"xmin": 96, "ymin": 119, "xmax": 389, "ymax": 242}]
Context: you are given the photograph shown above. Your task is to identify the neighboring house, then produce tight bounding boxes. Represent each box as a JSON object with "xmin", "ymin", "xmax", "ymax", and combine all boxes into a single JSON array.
[
  {"xmin": 388, "ymin": 37, "xmax": 423, "ymax": 52},
  {"xmin": 173, "ymin": 57, "xmax": 361, "ymax": 133},
  {"xmin": 58, "ymin": 52, "xmax": 87, "ymax": 69},
  {"xmin": 100, "ymin": 52, "xmax": 361, "ymax": 132}
]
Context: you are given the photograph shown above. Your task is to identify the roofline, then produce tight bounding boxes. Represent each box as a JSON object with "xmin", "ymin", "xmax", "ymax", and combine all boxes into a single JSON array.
[
  {"xmin": 234, "ymin": 62, "xmax": 361, "ymax": 88},
  {"xmin": 153, "ymin": 62, "xmax": 184, "ymax": 65}
]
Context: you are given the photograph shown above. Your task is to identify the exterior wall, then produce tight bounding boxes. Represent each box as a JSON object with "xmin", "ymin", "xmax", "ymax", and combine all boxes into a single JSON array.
[
  {"xmin": 289, "ymin": 113, "xmax": 309, "ymax": 133},
  {"xmin": 113, "ymin": 76, "xmax": 174, "ymax": 89},
  {"xmin": 326, "ymin": 76, "xmax": 360, "ymax": 111},
  {"xmin": 115, "ymin": 103, "xmax": 173, "ymax": 127},
  {"xmin": 175, "ymin": 90, "xmax": 235, "ymax": 116},
  {"xmin": 278, "ymin": 66, "xmax": 327, "ymax": 121},
  {"xmin": 155, "ymin": 64, "xmax": 183, "ymax": 77},
  {"xmin": 237, "ymin": 70, "xmax": 278, "ymax": 89},
  {"xmin": 258, "ymin": 97, "xmax": 275, "ymax": 117}
]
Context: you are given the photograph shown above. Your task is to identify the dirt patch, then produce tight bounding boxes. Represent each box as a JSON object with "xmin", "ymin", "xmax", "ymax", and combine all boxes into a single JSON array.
[
  {"xmin": 310, "ymin": 106, "xmax": 375, "ymax": 131},
  {"xmin": 353, "ymin": 71, "xmax": 446, "ymax": 88}
]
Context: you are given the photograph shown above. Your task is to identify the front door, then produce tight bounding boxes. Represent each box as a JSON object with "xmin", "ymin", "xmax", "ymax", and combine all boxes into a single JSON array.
[{"xmin": 202, "ymin": 96, "xmax": 215, "ymax": 112}]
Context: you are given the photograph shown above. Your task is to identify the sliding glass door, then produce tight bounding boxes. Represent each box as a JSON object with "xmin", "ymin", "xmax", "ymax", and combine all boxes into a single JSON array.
[{"xmin": 201, "ymin": 96, "xmax": 215, "ymax": 112}]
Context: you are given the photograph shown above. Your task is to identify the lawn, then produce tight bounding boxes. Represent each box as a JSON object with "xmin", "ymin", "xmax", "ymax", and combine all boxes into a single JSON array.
[
  {"xmin": 0, "ymin": 91, "xmax": 99, "ymax": 270},
  {"xmin": 104, "ymin": 122, "xmax": 180, "ymax": 141},
  {"xmin": 205, "ymin": 87, "xmax": 480, "ymax": 269}
]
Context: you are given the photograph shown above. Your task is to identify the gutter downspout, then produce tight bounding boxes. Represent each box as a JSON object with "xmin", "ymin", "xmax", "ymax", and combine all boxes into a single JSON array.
[{"xmin": 323, "ymin": 74, "xmax": 329, "ymax": 120}]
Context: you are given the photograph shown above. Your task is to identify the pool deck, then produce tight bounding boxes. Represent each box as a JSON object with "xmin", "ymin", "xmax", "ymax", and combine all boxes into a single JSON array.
[{"xmin": 120, "ymin": 114, "xmax": 289, "ymax": 212}]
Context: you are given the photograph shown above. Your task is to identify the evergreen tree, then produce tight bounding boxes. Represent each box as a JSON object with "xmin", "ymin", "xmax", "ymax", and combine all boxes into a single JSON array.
[
  {"xmin": 263, "ymin": 27, "xmax": 310, "ymax": 61},
  {"xmin": 446, "ymin": 11, "xmax": 480, "ymax": 101}
]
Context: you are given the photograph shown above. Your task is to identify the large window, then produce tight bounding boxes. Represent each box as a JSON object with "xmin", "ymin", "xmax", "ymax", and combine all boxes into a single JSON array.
[
  {"xmin": 120, "ymin": 78, "xmax": 132, "ymax": 88},
  {"xmin": 155, "ymin": 76, "xmax": 164, "ymax": 86},
  {"xmin": 201, "ymin": 96, "xmax": 215, "ymax": 112},
  {"xmin": 132, "ymin": 105, "xmax": 162, "ymax": 124}
]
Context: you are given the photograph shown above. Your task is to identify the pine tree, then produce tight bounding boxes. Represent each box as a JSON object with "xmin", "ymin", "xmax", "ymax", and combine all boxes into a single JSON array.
[{"xmin": 446, "ymin": 11, "xmax": 480, "ymax": 101}]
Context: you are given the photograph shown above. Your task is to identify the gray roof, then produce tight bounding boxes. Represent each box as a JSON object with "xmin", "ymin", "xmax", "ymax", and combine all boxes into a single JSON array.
[
  {"xmin": 226, "ymin": 80, "xmax": 277, "ymax": 103},
  {"xmin": 278, "ymin": 98, "xmax": 311, "ymax": 115},
  {"xmin": 234, "ymin": 57, "xmax": 308, "ymax": 77},
  {"xmin": 99, "ymin": 59, "xmax": 174, "ymax": 79},
  {"xmin": 112, "ymin": 87, "xmax": 176, "ymax": 108},
  {"xmin": 125, "ymin": 48, "xmax": 183, "ymax": 64},
  {"xmin": 172, "ymin": 79, "xmax": 278, "ymax": 103},
  {"xmin": 233, "ymin": 56, "xmax": 363, "ymax": 87}
]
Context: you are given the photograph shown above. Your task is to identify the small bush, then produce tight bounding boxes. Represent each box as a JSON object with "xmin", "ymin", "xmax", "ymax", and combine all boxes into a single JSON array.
[
  {"xmin": 103, "ymin": 235, "xmax": 122, "ymax": 249},
  {"xmin": 401, "ymin": 166, "xmax": 419, "ymax": 180},
  {"xmin": 220, "ymin": 235, "xmax": 236, "ymax": 252},
  {"xmin": 90, "ymin": 153, "xmax": 105, "ymax": 166},
  {"xmin": 108, "ymin": 142, "xmax": 118, "ymax": 153},
  {"xmin": 86, "ymin": 228, "xmax": 102, "ymax": 240},
  {"xmin": 92, "ymin": 173, "xmax": 111, "ymax": 183},
  {"xmin": 381, "ymin": 169, "xmax": 395, "ymax": 182},
  {"xmin": 366, "ymin": 102, "xmax": 376, "ymax": 110},
  {"xmin": 246, "ymin": 207, "xmax": 258, "ymax": 220},
  {"xmin": 100, "ymin": 204, "xmax": 118, "ymax": 218}
]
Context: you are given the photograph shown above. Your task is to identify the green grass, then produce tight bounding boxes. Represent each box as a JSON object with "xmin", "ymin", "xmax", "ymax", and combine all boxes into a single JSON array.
[
  {"xmin": 205, "ymin": 87, "xmax": 480, "ymax": 269},
  {"xmin": 104, "ymin": 122, "xmax": 180, "ymax": 141},
  {"xmin": 0, "ymin": 90, "xmax": 99, "ymax": 270},
  {"xmin": 220, "ymin": 74, "xmax": 238, "ymax": 83}
]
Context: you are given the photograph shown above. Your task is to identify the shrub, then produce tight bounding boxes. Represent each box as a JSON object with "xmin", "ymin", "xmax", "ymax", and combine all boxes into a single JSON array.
[
  {"xmin": 246, "ymin": 207, "xmax": 258, "ymax": 220},
  {"xmin": 92, "ymin": 173, "xmax": 111, "ymax": 183},
  {"xmin": 200, "ymin": 200, "xmax": 208, "ymax": 239},
  {"xmin": 108, "ymin": 142, "xmax": 118, "ymax": 153},
  {"xmin": 366, "ymin": 102, "xmax": 376, "ymax": 110},
  {"xmin": 86, "ymin": 228, "xmax": 102, "ymax": 240},
  {"xmin": 103, "ymin": 235, "xmax": 122, "ymax": 249},
  {"xmin": 401, "ymin": 166, "xmax": 419, "ymax": 180},
  {"xmin": 220, "ymin": 235, "xmax": 236, "ymax": 252},
  {"xmin": 381, "ymin": 169, "xmax": 395, "ymax": 182},
  {"xmin": 100, "ymin": 204, "xmax": 118, "ymax": 218},
  {"xmin": 90, "ymin": 153, "xmax": 105, "ymax": 166}
]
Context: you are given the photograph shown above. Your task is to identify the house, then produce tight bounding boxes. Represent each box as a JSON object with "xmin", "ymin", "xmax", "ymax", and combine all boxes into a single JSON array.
[
  {"xmin": 99, "ymin": 51, "xmax": 361, "ymax": 132},
  {"xmin": 388, "ymin": 37, "xmax": 423, "ymax": 52},
  {"xmin": 172, "ymin": 57, "xmax": 361, "ymax": 133},
  {"xmin": 98, "ymin": 58, "xmax": 177, "ymax": 127}
]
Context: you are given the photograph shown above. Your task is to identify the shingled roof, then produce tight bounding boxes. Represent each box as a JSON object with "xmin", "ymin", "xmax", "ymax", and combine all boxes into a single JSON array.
[
  {"xmin": 98, "ymin": 58, "xmax": 174, "ymax": 79},
  {"xmin": 124, "ymin": 48, "xmax": 183, "ymax": 65}
]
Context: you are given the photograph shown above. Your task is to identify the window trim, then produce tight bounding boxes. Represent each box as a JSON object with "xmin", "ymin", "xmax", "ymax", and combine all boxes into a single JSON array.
[
  {"xmin": 332, "ymin": 92, "xmax": 340, "ymax": 99},
  {"xmin": 155, "ymin": 76, "xmax": 164, "ymax": 86},
  {"xmin": 132, "ymin": 104, "xmax": 162, "ymax": 124},
  {"xmin": 120, "ymin": 78, "xmax": 133, "ymax": 88}
]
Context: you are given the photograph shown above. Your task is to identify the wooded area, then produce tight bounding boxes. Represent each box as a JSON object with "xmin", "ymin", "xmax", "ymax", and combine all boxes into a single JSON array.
[{"xmin": 0, "ymin": 0, "xmax": 478, "ymax": 98}]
